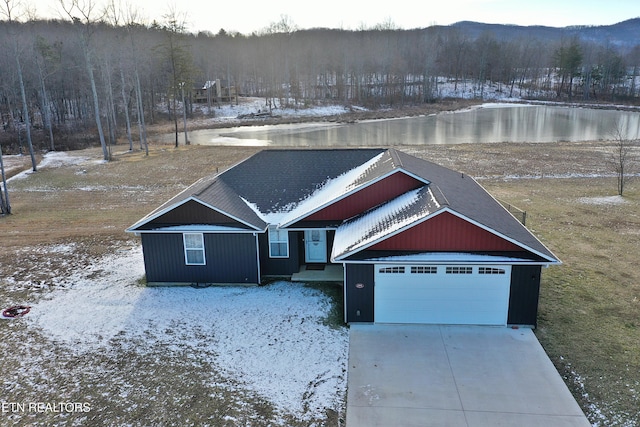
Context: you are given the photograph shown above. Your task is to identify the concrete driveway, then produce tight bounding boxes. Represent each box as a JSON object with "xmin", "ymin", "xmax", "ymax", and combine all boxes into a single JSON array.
[{"xmin": 346, "ymin": 325, "xmax": 591, "ymax": 427}]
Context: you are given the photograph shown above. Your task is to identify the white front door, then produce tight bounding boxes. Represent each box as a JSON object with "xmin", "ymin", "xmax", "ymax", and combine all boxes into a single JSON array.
[{"xmin": 305, "ymin": 230, "xmax": 327, "ymax": 263}]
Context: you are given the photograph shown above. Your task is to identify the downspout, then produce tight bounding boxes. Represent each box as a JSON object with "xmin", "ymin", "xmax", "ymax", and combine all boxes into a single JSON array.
[
  {"xmin": 254, "ymin": 233, "xmax": 261, "ymax": 284},
  {"xmin": 343, "ymin": 262, "xmax": 348, "ymax": 324}
]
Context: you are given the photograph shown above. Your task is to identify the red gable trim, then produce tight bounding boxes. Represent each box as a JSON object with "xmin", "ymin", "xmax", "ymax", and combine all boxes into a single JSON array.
[
  {"xmin": 370, "ymin": 210, "xmax": 523, "ymax": 252},
  {"xmin": 301, "ymin": 171, "xmax": 425, "ymax": 223}
]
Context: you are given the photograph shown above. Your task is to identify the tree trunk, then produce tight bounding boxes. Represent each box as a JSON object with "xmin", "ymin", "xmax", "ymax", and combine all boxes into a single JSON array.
[
  {"xmin": 173, "ymin": 94, "xmax": 178, "ymax": 148},
  {"xmin": 120, "ymin": 67, "xmax": 133, "ymax": 150},
  {"xmin": 36, "ymin": 60, "xmax": 55, "ymax": 151},
  {"xmin": 134, "ymin": 69, "xmax": 148, "ymax": 155},
  {"xmin": 103, "ymin": 62, "xmax": 117, "ymax": 147},
  {"xmin": 15, "ymin": 49, "xmax": 37, "ymax": 171},
  {"xmin": 0, "ymin": 145, "xmax": 10, "ymax": 215},
  {"xmin": 181, "ymin": 84, "xmax": 188, "ymax": 145},
  {"xmin": 85, "ymin": 52, "xmax": 109, "ymax": 160}
]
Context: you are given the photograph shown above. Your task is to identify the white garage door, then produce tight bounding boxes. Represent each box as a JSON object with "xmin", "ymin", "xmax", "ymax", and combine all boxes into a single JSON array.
[{"xmin": 374, "ymin": 264, "xmax": 511, "ymax": 325}]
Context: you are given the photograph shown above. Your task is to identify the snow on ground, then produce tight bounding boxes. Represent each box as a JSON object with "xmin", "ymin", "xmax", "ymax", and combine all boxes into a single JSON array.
[
  {"xmin": 27, "ymin": 245, "xmax": 349, "ymax": 421},
  {"xmin": 189, "ymin": 83, "xmax": 519, "ymax": 126},
  {"xmin": 190, "ymin": 97, "xmax": 351, "ymax": 126},
  {"xmin": 578, "ymin": 195, "xmax": 629, "ymax": 205},
  {"xmin": 8, "ymin": 151, "xmax": 95, "ymax": 182}
]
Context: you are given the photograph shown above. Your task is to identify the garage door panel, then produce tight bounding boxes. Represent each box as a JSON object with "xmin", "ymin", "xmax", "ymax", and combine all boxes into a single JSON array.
[{"xmin": 374, "ymin": 264, "xmax": 510, "ymax": 325}]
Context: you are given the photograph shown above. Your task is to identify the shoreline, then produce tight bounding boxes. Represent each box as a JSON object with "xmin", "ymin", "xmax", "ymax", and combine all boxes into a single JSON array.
[
  {"xmin": 146, "ymin": 99, "xmax": 484, "ymax": 136},
  {"xmin": 2, "ymin": 97, "xmax": 638, "ymax": 155}
]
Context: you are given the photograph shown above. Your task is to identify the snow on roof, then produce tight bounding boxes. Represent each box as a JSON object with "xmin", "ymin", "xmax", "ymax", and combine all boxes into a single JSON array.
[
  {"xmin": 242, "ymin": 152, "xmax": 388, "ymax": 226},
  {"xmin": 279, "ymin": 152, "xmax": 387, "ymax": 225},
  {"xmin": 241, "ymin": 197, "xmax": 287, "ymax": 224},
  {"xmin": 332, "ymin": 186, "xmax": 440, "ymax": 260}
]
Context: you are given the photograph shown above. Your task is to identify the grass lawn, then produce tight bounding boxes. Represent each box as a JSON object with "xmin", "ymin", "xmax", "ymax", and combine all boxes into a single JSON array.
[
  {"xmin": 408, "ymin": 142, "xmax": 640, "ymax": 426},
  {"xmin": 1, "ymin": 140, "xmax": 639, "ymax": 426},
  {"xmin": 496, "ymin": 179, "xmax": 640, "ymax": 425}
]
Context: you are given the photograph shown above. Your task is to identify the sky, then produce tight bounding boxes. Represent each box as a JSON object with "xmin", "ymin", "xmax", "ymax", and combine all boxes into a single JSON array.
[{"xmin": 28, "ymin": 0, "xmax": 640, "ymax": 35}]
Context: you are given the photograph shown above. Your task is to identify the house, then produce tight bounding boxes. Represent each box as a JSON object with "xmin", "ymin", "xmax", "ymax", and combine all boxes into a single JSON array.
[
  {"xmin": 127, "ymin": 148, "xmax": 560, "ymax": 326},
  {"xmin": 193, "ymin": 79, "xmax": 237, "ymax": 104}
]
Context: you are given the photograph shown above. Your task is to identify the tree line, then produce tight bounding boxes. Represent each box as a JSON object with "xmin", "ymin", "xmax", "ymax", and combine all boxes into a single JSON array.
[
  {"xmin": 1, "ymin": 9, "xmax": 640, "ymax": 162},
  {"xmin": 1, "ymin": 6, "xmax": 639, "ymax": 213}
]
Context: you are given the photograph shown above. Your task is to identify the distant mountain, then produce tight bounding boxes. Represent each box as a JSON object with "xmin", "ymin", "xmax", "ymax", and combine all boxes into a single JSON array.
[{"xmin": 449, "ymin": 18, "xmax": 640, "ymax": 49}]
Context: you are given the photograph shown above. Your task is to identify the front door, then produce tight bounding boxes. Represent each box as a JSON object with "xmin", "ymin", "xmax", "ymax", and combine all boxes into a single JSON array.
[{"xmin": 304, "ymin": 230, "xmax": 327, "ymax": 263}]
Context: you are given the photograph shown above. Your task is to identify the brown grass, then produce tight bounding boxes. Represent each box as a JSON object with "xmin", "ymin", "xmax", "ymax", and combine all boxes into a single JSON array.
[
  {"xmin": 1, "ymin": 139, "xmax": 639, "ymax": 425},
  {"xmin": 0, "ymin": 146, "xmax": 259, "ymax": 249},
  {"xmin": 404, "ymin": 142, "xmax": 640, "ymax": 425}
]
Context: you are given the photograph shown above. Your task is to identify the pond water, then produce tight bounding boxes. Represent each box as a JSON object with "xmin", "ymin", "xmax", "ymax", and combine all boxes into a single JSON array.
[{"xmin": 164, "ymin": 103, "xmax": 640, "ymax": 147}]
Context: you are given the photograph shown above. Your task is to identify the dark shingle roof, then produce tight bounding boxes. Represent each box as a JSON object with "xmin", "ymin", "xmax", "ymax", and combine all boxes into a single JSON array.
[
  {"xmin": 128, "ymin": 149, "xmax": 386, "ymax": 231},
  {"xmin": 216, "ymin": 149, "xmax": 386, "ymax": 214},
  {"xmin": 128, "ymin": 148, "xmax": 559, "ymax": 263},
  {"xmin": 392, "ymin": 149, "xmax": 556, "ymax": 260}
]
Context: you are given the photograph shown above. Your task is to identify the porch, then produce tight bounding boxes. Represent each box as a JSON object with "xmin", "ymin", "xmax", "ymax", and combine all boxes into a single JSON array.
[{"xmin": 291, "ymin": 264, "xmax": 344, "ymax": 282}]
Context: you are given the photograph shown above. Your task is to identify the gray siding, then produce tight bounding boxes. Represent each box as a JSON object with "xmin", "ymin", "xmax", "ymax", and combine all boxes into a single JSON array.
[
  {"xmin": 507, "ymin": 265, "xmax": 542, "ymax": 327},
  {"xmin": 141, "ymin": 233, "xmax": 259, "ymax": 284},
  {"xmin": 345, "ymin": 264, "xmax": 374, "ymax": 323},
  {"xmin": 258, "ymin": 231, "xmax": 301, "ymax": 276}
]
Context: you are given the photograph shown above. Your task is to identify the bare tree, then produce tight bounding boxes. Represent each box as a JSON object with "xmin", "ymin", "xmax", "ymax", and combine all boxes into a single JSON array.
[
  {"xmin": 159, "ymin": 7, "xmax": 193, "ymax": 148},
  {"xmin": 0, "ymin": 143, "xmax": 10, "ymax": 214},
  {"xmin": 119, "ymin": 66, "xmax": 133, "ymax": 150},
  {"xmin": 122, "ymin": 5, "xmax": 149, "ymax": 154},
  {"xmin": 59, "ymin": 0, "xmax": 110, "ymax": 161},
  {"xmin": 1, "ymin": 0, "xmax": 37, "ymax": 171},
  {"xmin": 34, "ymin": 36, "xmax": 61, "ymax": 151},
  {"xmin": 609, "ymin": 122, "xmax": 638, "ymax": 196}
]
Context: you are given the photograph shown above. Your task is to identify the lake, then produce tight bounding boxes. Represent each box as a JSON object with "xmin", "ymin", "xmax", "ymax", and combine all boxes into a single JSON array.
[{"xmin": 164, "ymin": 104, "xmax": 640, "ymax": 147}]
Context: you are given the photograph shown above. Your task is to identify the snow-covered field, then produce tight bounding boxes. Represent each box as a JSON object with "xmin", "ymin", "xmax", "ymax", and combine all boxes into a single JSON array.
[{"xmin": 1, "ymin": 240, "xmax": 348, "ymax": 425}]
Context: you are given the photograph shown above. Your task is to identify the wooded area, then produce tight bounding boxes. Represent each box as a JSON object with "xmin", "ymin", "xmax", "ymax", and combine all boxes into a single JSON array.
[{"xmin": 1, "ymin": 8, "xmax": 640, "ymax": 164}]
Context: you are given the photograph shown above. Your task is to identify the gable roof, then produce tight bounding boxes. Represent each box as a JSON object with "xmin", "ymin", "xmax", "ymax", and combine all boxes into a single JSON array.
[
  {"xmin": 128, "ymin": 149, "xmax": 388, "ymax": 232},
  {"xmin": 331, "ymin": 186, "xmax": 441, "ymax": 259},
  {"xmin": 127, "ymin": 148, "xmax": 560, "ymax": 264},
  {"xmin": 277, "ymin": 151, "xmax": 430, "ymax": 227},
  {"xmin": 127, "ymin": 174, "xmax": 266, "ymax": 232},
  {"xmin": 390, "ymin": 150, "xmax": 557, "ymax": 261},
  {"xmin": 220, "ymin": 149, "xmax": 386, "ymax": 216}
]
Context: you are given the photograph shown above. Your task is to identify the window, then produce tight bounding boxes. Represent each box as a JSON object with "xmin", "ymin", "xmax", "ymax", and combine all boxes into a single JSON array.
[
  {"xmin": 378, "ymin": 266, "xmax": 405, "ymax": 274},
  {"xmin": 478, "ymin": 267, "xmax": 506, "ymax": 275},
  {"xmin": 183, "ymin": 233, "xmax": 205, "ymax": 265},
  {"xmin": 446, "ymin": 266, "xmax": 473, "ymax": 274},
  {"xmin": 268, "ymin": 226, "xmax": 289, "ymax": 258},
  {"xmin": 411, "ymin": 266, "xmax": 438, "ymax": 274}
]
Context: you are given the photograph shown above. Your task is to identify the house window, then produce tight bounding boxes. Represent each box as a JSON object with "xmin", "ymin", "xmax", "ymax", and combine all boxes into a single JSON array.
[
  {"xmin": 268, "ymin": 226, "xmax": 289, "ymax": 258},
  {"xmin": 378, "ymin": 266, "xmax": 405, "ymax": 274},
  {"xmin": 446, "ymin": 266, "xmax": 473, "ymax": 274},
  {"xmin": 478, "ymin": 267, "xmax": 506, "ymax": 275},
  {"xmin": 183, "ymin": 233, "xmax": 205, "ymax": 265},
  {"xmin": 411, "ymin": 266, "xmax": 438, "ymax": 274}
]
